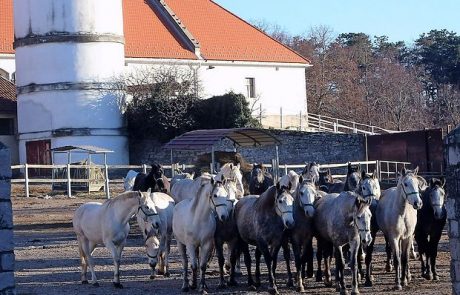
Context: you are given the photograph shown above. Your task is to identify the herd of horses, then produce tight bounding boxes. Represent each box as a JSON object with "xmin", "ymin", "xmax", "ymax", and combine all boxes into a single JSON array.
[{"xmin": 72, "ymin": 161, "xmax": 447, "ymax": 294}]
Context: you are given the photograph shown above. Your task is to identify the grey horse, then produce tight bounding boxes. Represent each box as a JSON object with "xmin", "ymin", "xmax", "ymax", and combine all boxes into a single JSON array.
[
  {"xmin": 314, "ymin": 191, "xmax": 372, "ymax": 295},
  {"xmin": 230, "ymin": 183, "xmax": 295, "ymax": 294},
  {"xmin": 376, "ymin": 167, "xmax": 423, "ymax": 290}
]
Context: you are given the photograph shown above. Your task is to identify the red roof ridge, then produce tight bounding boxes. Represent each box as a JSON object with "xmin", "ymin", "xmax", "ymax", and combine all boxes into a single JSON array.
[{"xmin": 208, "ymin": 0, "xmax": 311, "ymax": 64}]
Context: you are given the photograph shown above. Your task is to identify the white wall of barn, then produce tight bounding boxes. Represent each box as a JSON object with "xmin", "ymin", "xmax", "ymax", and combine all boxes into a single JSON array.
[{"xmin": 125, "ymin": 60, "xmax": 308, "ymax": 116}]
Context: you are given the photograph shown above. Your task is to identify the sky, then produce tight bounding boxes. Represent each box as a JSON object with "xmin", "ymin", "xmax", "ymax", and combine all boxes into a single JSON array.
[{"xmin": 214, "ymin": 0, "xmax": 460, "ymax": 44}]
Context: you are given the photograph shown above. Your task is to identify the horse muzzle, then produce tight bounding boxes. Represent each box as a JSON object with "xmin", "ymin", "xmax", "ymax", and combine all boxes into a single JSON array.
[
  {"xmin": 433, "ymin": 207, "xmax": 444, "ymax": 220},
  {"xmin": 303, "ymin": 205, "xmax": 315, "ymax": 218}
]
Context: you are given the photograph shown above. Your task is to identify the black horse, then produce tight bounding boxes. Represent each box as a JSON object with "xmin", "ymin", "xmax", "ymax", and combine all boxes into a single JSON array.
[
  {"xmin": 248, "ymin": 163, "xmax": 274, "ymax": 195},
  {"xmin": 132, "ymin": 163, "xmax": 167, "ymax": 193},
  {"xmin": 415, "ymin": 177, "xmax": 447, "ymax": 281},
  {"xmin": 318, "ymin": 169, "xmax": 333, "ymax": 192}
]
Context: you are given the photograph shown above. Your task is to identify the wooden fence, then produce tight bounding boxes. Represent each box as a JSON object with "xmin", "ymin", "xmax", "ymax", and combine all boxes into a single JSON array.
[{"xmin": 11, "ymin": 160, "xmax": 414, "ymax": 199}]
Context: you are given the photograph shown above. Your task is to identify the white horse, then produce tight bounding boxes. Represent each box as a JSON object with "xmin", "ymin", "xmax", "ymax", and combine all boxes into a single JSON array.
[
  {"xmin": 302, "ymin": 162, "xmax": 320, "ymax": 184},
  {"xmin": 376, "ymin": 167, "xmax": 423, "ymax": 290},
  {"xmin": 279, "ymin": 170, "xmax": 300, "ymax": 194},
  {"xmin": 137, "ymin": 192, "xmax": 175, "ymax": 279},
  {"xmin": 123, "ymin": 170, "xmax": 138, "ymax": 191},
  {"xmin": 172, "ymin": 173, "xmax": 230, "ymax": 294},
  {"xmin": 171, "ymin": 163, "xmax": 243, "ymax": 203},
  {"xmin": 170, "ymin": 172, "xmax": 194, "ymax": 190},
  {"xmin": 73, "ymin": 191, "xmax": 160, "ymax": 288}
]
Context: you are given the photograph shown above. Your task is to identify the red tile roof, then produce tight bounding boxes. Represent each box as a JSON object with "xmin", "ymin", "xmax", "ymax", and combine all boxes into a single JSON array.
[
  {"xmin": 0, "ymin": 76, "xmax": 16, "ymax": 113},
  {"xmin": 0, "ymin": 0, "xmax": 14, "ymax": 54},
  {"xmin": 0, "ymin": 0, "xmax": 310, "ymax": 64}
]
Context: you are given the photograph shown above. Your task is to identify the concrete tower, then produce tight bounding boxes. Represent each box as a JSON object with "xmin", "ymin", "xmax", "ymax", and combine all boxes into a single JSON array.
[{"xmin": 13, "ymin": 0, "xmax": 128, "ymax": 164}]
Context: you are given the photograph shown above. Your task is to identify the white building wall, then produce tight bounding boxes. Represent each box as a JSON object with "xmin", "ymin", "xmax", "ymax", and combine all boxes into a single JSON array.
[{"xmin": 14, "ymin": 0, "xmax": 128, "ymax": 165}]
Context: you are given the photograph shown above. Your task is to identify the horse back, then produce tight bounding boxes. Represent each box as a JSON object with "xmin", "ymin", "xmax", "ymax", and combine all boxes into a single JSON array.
[
  {"xmin": 132, "ymin": 172, "xmax": 147, "ymax": 191},
  {"xmin": 73, "ymin": 202, "xmax": 105, "ymax": 243}
]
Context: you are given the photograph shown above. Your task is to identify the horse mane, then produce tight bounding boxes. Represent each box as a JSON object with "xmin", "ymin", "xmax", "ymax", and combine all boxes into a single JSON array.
[
  {"xmin": 104, "ymin": 191, "xmax": 140, "ymax": 207},
  {"xmin": 255, "ymin": 185, "xmax": 277, "ymax": 210}
]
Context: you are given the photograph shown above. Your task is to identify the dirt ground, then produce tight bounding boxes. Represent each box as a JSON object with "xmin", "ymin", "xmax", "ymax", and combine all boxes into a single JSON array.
[{"xmin": 11, "ymin": 184, "xmax": 453, "ymax": 295}]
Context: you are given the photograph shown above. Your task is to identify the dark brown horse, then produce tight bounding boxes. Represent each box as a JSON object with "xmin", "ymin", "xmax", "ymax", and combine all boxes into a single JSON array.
[
  {"xmin": 248, "ymin": 163, "xmax": 274, "ymax": 195},
  {"xmin": 133, "ymin": 163, "xmax": 167, "ymax": 193},
  {"xmin": 230, "ymin": 183, "xmax": 294, "ymax": 294}
]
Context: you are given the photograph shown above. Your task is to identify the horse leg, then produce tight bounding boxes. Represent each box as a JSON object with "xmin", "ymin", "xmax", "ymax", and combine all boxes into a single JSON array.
[
  {"xmin": 186, "ymin": 245, "xmax": 198, "ymax": 290},
  {"xmin": 390, "ymin": 238, "xmax": 402, "ymax": 290},
  {"xmin": 334, "ymin": 246, "xmax": 346, "ymax": 294},
  {"xmin": 282, "ymin": 240, "xmax": 294, "ymax": 287},
  {"xmin": 416, "ymin": 233, "xmax": 429, "ymax": 279},
  {"xmin": 80, "ymin": 238, "xmax": 98, "ymax": 286},
  {"xmin": 215, "ymin": 238, "xmax": 227, "ymax": 288},
  {"xmin": 401, "ymin": 238, "xmax": 411, "ymax": 286},
  {"xmin": 430, "ymin": 231, "xmax": 443, "ymax": 281},
  {"xmin": 164, "ymin": 235, "xmax": 172, "ymax": 277},
  {"xmin": 364, "ymin": 227, "xmax": 377, "ymax": 286},
  {"xmin": 410, "ymin": 239, "xmax": 418, "ymax": 259},
  {"xmin": 292, "ymin": 239, "xmax": 305, "ymax": 293},
  {"xmin": 304, "ymin": 238, "xmax": 314, "ymax": 279},
  {"xmin": 105, "ymin": 240, "xmax": 124, "ymax": 289},
  {"xmin": 316, "ymin": 237, "xmax": 324, "ymax": 282},
  {"xmin": 324, "ymin": 242, "xmax": 333, "ymax": 287},
  {"xmin": 254, "ymin": 247, "xmax": 261, "ymax": 288},
  {"xmin": 199, "ymin": 241, "xmax": 213, "ymax": 294},
  {"xmin": 265, "ymin": 243, "xmax": 281, "ymax": 295},
  {"xmin": 385, "ymin": 236, "xmax": 394, "ymax": 272},
  {"xmin": 350, "ymin": 240, "xmax": 360, "ymax": 295},
  {"xmin": 76, "ymin": 236, "xmax": 88, "ymax": 284},
  {"xmin": 178, "ymin": 242, "xmax": 189, "ymax": 292}
]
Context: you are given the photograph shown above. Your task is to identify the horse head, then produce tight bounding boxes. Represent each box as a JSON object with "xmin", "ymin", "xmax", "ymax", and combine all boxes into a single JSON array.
[
  {"xmin": 275, "ymin": 182, "xmax": 295, "ymax": 229},
  {"xmin": 201, "ymin": 174, "xmax": 229, "ymax": 222},
  {"xmin": 219, "ymin": 162, "xmax": 244, "ymax": 198},
  {"xmin": 302, "ymin": 162, "xmax": 320, "ymax": 185},
  {"xmin": 398, "ymin": 167, "xmax": 423, "ymax": 210},
  {"xmin": 352, "ymin": 195, "xmax": 372, "ymax": 247},
  {"xmin": 318, "ymin": 169, "xmax": 332, "ymax": 191},
  {"xmin": 296, "ymin": 176, "xmax": 317, "ymax": 218},
  {"xmin": 251, "ymin": 163, "xmax": 266, "ymax": 184},
  {"xmin": 346, "ymin": 163, "xmax": 361, "ymax": 191},
  {"xmin": 427, "ymin": 177, "xmax": 446, "ymax": 219},
  {"xmin": 358, "ymin": 170, "xmax": 381, "ymax": 203},
  {"xmin": 137, "ymin": 190, "xmax": 160, "ymax": 235},
  {"xmin": 144, "ymin": 234, "xmax": 160, "ymax": 272}
]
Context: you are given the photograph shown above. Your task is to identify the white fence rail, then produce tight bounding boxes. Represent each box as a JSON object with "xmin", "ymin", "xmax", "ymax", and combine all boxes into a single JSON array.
[
  {"xmin": 11, "ymin": 160, "xmax": 412, "ymax": 199},
  {"xmin": 307, "ymin": 113, "xmax": 397, "ymax": 135}
]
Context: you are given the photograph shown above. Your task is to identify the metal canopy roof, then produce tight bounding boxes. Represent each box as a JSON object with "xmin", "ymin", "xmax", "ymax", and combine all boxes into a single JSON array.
[
  {"xmin": 50, "ymin": 145, "xmax": 114, "ymax": 154},
  {"xmin": 164, "ymin": 128, "xmax": 281, "ymax": 150}
]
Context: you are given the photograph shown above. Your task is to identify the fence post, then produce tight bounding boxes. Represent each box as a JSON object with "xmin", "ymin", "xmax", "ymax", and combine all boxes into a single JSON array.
[
  {"xmin": 142, "ymin": 164, "xmax": 147, "ymax": 174},
  {"xmin": 333, "ymin": 122, "xmax": 338, "ymax": 133},
  {"xmin": 24, "ymin": 163, "xmax": 29, "ymax": 198},
  {"xmin": 284, "ymin": 164, "xmax": 288, "ymax": 176},
  {"xmin": 104, "ymin": 163, "xmax": 110, "ymax": 199},
  {"xmin": 67, "ymin": 163, "xmax": 72, "ymax": 198}
]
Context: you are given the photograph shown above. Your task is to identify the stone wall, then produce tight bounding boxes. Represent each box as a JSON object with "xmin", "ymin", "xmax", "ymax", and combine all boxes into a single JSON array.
[
  {"xmin": 130, "ymin": 130, "xmax": 365, "ymax": 170},
  {"xmin": 445, "ymin": 128, "xmax": 460, "ymax": 294},
  {"xmin": 0, "ymin": 142, "xmax": 15, "ymax": 295}
]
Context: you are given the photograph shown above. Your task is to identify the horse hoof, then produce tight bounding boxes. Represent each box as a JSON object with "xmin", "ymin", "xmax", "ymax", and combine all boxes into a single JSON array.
[
  {"xmin": 394, "ymin": 284, "xmax": 402, "ymax": 291},
  {"xmin": 248, "ymin": 285, "xmax": 257, "ymax": 291},
  {"xmin": 364, "ymin": 280, "xmax": 373, "ymax": 287},
  {"xmin": 324, "ymin": 280, "xmax": 333, "ymax": 287},
  {"xmin": 113, "ymin": 282, "xmax": 123, "ymax": 289},
  {"xmin": 200, "ymin": 289, "xmax": 208, "ymax": 295},
  {"xmin": 286, "ymin": 280, "xmax": 294, "ymax": 288},
  {"xmin": 254, "ymin": 281, "xmax": 261, "ymax": 288},
  {"xmin": 190, "ymin": 284, "xmax": 197, "ymax": 290},
  {"xmin": 164, "ymin": 272, "xmax": 171, "ymax": 278},
  {"xmin": 351, "ymin": 291, "xmax": 360, "ymax": 295},
  {"xmin": 433, "ymin": 274, "xmax": 439, "ymax": 281},
  {"xmin": 92, "ymin": 282, "xmax": 100, "ymax": 287},
  {"xmin": 181, "ymin": 286, "xmax": 190, "ymax": 292},
  {"xmin": 81, "ymin": 280, "xmax": 89, "ymax": 285},
  {"xmin": 385, "ymin": 265, "xmax": 393, "ymax": 272},
  {"xmin": 150, "ymin": 274, "xmax": 156, "ymax": 280},
  {"xmin": 340, "ymin": 289, "xmax": 349, "ymax": 295},
  {"xmin": 307, "ymin": 269, "xmax": 314, "ymax": 278},
  {"xmin": 157, "ymin": 270, "xmax": 164, "ymax": 275}
]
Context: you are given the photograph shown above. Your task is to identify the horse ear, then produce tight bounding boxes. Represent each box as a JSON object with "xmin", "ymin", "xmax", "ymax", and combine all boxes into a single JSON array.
[
  {"xmin": 210, "ymin": 177, "xmax": 215, "ymax": 185},
  {"xmin": 361, "ymin": 170, "xmax": 367, "ymax": 179},
  {"xmin": 413, "ymin": 166, "xmax": 419, "ymax": 175},
  {"xmin": 229, "ymin": 163, "xmax": 233, "ymax": 169},
  {"xmin": 401, "ymin": 167, "xmax": 407, "ymax": 176},
  {"xmin": 236, "ymin": 163, "xmax": 240, "ymax": 169},
  {"xmin": 276, "ymin": 182, "xmax": 281, "ymax": 191},
  {"xmin": 373, "ymin": 170, "xmax": 378, "ymax": 179},
  {"xmin": 440, "ymin": 177, "xmax": 446, "ymax": 187},
  {"xmin": 299, "ymin": 175, "xmax": 304, "ymax": 183},
  {"xmin": 147, "ymin": 188, "xmax": 152, "ymax": 194}
]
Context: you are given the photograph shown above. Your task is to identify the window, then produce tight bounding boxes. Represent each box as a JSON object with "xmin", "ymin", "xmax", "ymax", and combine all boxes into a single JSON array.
[
  {"xmin": 0, "ymin": 118, "xmax": 15, "ymax": 135},
  {"xmin": 245, "ymin": 77, "xmax": 256, "ymax": 98}
]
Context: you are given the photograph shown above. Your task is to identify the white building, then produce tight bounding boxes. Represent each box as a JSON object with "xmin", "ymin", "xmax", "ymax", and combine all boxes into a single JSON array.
[{"xmin": 0, "ymin": 0, "xmax": 311, "ymax": 165}]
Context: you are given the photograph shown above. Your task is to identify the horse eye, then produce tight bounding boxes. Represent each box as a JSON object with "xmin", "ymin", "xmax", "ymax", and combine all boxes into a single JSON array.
[
  {"xmin": 357, "ymin": 216, "xmax": 361, "ymax": 219},
  {"xmin": 214, "ymin": 194, "xmax": 218, "ymax": 198},
  {"xmin": 363, "ymin": 187, "xmax": 367, "ymax": 190},
  {"xmin": 278, "ymin": 200, "xmax": 283, "ymax": 204},
  {"xmin": 404, "ymin": 183, "xmax": 408, "ymax": 187}
]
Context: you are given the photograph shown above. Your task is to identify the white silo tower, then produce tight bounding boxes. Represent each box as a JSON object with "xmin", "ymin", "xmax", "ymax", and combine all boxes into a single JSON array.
[{"xmin": 13, "ymin": 0, "xmax": 128, "ymax": 164}]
